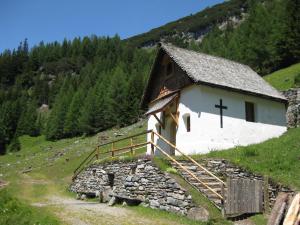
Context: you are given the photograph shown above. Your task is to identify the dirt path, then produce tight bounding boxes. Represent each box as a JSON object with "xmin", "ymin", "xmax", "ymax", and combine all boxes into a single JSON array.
[{"xmin": 33, "ymin": 196, "xmax": 164, "ymax": 225}]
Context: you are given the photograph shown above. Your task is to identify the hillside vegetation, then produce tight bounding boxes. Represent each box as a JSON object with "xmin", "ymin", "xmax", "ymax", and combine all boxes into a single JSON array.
[
  {"xmin": 264, "ymin": 63, "xmax": 300, "ymax": 91},
  {"xmin": 126, "ymin": 0, "xmax": 250, "ymax": 46},
  {"xmin": 203, "ymin": 128, "xmax": 300, "ymax": 190},
  {"xmin": 0, "ymin": 121, "xmax": 229, "ymax": 225}
]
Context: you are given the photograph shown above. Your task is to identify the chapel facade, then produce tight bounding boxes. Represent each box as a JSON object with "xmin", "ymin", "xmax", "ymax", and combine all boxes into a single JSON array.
[{"xmin": 142, "ymin": 44, "xmax": 287, "ymax": 155}]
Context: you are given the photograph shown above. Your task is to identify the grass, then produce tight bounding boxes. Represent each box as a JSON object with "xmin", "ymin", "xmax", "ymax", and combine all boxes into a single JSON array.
[
  {"xmin": 127, "ymin": 205, "xmax": 220, "ymax": 225},
  {"xmin": 204, "ymin": 127, "xmax": 300, "ymax": 190},
  {"xmin": 0, "ymin": 188, "xmax": 60, "ymax": 225},
  {"xmin": 0, "ymin": 120, "xmax": 148, "ymax": 224},
  {"xmin": 264, "ymin": 62, "xmax": 300, "ymax": 90},
  {"xmin": 1, "ymin": 119, "xmax": 298, "ymax": 225}
]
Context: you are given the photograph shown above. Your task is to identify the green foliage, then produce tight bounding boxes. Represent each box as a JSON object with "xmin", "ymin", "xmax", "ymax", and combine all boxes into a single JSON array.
[
  {"xmin": 207, "ymin": 127, "xmax": 300, "ymax": 189},
  {"xmin": 166, "ymin": 167, "xmax": 178, "ymax": 174},
  {"xmin": 127, "ymin": 0, "xmax": 252, "ymax": 47},
  {"xmin": 190, "ymin": 0, "xmax": 300, "ymax": 75},
  {"xmin": 264, "ymin": 63, "xmax": 300, "ymax": 90},
  {"xmin": 7, "ymin": 137, "xmax": 21, "ymax": 152},
  {"xmin": 0, "ymin": 189, "xmax": 60, "ymax": 225},
  {"xmin": 0, "ymin": 0, "xmax": 299, "ymax": 153},
  {"xmin": 294, "ymin": 73, "xmax": 300, "ymax": 87}
]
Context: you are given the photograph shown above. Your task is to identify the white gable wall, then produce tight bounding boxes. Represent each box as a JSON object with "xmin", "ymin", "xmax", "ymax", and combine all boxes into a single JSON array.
[{"xmin": 147, "ymin": 84, "xmax": 287, "ymax": 155}]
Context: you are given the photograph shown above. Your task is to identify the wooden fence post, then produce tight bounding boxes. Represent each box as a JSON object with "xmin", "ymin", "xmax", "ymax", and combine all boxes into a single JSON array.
[
  {"xmin": 151, "ymin": 131, "xmax": 155, "ymax": 155},
  {"xmin": 96, "ymin": 146, "xmax": 99, "ymax": 160},
  {"xmin": 130, "ymin": 138, "xmax": 134, "ymax": 155},
  {"xmin": 264, "ymin": 176, "xmax": 270, "ymax": 213},
  {"xmin": 221, "ymin": 183, "xmax": 225, "ymax": 217},
  {"xmin": 111, "ymin": 143, "xmax": 114, "ymax": 157}
]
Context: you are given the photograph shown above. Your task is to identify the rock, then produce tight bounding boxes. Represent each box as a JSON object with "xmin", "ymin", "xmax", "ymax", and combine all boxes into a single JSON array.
[
  {"xmin": 167, "ymin": 197, "xmax": 178, "ymax": 206},
  {"xmin": 138, "ymin": 186, "xmax": 144, "ymax": 191},
  {"xmin": 149, "ymin": 200, "xmax": 160, "ymax": 208},
  {"xmin": 108, "ymin": 196, "xmax": 117, "ymax": 206},
  {"xmin": 187, "ymin": 207, "xmax": 209, "ymax": 222},
  {"xmin": 80, "ymin": 194, "xmax": 87, "ymax": 200},
  {"xmin": 76, "ymin": 193, "xmax": 81, "ymax": 200},
  {"xmin": 99, "ymin": 187, "xmax": 112, "ymax": 203},
  {"xmin": 137, "ymin": 164, "xmax": 145, "ymax": 169},
  {"xmin": 126, "ymin": 176, "xmax": 133, "ymax": 182}
]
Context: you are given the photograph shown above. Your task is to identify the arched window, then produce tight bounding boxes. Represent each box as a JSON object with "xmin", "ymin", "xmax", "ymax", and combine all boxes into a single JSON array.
[{"xmin": 183, "ymin": 113, "xmax": 191, "ymax": 132}]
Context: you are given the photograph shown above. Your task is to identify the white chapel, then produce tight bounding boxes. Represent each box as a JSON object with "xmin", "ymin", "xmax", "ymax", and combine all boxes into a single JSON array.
[{"xmin": 141, "ymin": 44, "xmax": 287, "ymax": 155}]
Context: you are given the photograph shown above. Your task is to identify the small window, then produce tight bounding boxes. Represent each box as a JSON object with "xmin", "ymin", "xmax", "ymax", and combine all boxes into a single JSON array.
[
  {"xmin": 183, "ymin": 114, "xmax": 191, "ymax": 132},
  {"xmin": 166, "ymin": 62, "xmax": 173, "ymax": 75},
  {"xmin": 245, "ymin": 102, "xmax": 255, "ymax": 122},
  {"xmin": 186, "ymin": 115, "xmax": 191, "ymax": 132}
]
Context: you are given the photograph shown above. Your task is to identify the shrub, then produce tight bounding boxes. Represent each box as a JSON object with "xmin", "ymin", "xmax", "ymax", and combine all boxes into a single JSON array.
[
  {"xmin": 7, "ymin": 137, "xmax": 21, "ymax": 152},
  {"xmin": 0, "ymin": 189, "xmax": 60, "ymax": 225},
  {"xmin": 294, "ymin": 73, "xmax": 300, "ymax": 87}
]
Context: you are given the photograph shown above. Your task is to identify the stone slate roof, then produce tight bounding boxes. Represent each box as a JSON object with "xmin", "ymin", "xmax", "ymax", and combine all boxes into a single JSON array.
[{"xmin": 161, "ymin": 44, "xmax": 286, "ymax": 102}]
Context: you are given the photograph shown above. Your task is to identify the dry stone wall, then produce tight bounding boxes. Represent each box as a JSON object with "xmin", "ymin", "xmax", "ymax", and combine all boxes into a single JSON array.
[
  {"xmin": 70, "ymin": 158, "xmax": 195, "ymax": 216},
  {"xmin": 201, "ymin": 159, "xmax": 293, "ymax": 207},
  {"xmin": 282, "ymin": 88, "xmax": 300, "ymax": 128}
]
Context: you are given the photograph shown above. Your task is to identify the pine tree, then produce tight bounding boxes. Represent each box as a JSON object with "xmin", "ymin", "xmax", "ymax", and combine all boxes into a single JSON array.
[{"xmin": 64, "ymin": 89, "xmax": 85, "ymax": 137}]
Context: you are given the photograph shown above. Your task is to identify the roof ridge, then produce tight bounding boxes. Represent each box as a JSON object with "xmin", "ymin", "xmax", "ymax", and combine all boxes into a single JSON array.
[
  {"xmin": 159, "ymin": 42, "xmax": 286, "ymax": 101},
  {"xmin": 160, "ymin": 42, "xmax": 251, "ymax": 70}
]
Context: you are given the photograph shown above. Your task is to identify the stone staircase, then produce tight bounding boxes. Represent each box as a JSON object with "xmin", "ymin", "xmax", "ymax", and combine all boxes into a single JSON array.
[{"xmin": 171, "ymin": 161, "xmax": 226, "ymax": 209}]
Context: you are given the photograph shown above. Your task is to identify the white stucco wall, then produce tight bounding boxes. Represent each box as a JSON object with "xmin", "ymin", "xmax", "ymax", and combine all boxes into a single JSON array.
[{"xmin": 147, "ymin": 84, "xmax": 287, "ymax": 155}]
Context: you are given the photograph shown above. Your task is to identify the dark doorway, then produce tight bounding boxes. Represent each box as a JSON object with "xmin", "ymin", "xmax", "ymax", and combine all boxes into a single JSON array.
[{"xmin": 108, "ymin": 173, "xmax": 115, "ymax": 188}]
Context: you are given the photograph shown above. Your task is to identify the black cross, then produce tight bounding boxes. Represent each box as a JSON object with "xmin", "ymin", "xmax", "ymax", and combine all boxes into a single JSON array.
[{"xmin": 215, "ymin": 99, "xmax": 227, "ymax": 128}]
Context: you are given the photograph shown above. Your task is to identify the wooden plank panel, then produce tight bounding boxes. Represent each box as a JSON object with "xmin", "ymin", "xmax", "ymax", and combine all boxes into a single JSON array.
[{"xmin": 225, "ymin": 178, "xmax": 263, "ymax": 216}]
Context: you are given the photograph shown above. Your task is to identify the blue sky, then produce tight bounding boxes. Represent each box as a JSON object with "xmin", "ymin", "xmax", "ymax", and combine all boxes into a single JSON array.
[{"xmin": 0, "ymin": 0, "xmax": 224, "ymax": 52}]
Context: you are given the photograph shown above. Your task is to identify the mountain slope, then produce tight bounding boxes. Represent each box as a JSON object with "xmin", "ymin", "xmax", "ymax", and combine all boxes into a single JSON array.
[
  {"xmin": 0, "ymin": 0, "xmax": 299, "ymax": 154},
  {"xmin": 126, "ymin": 0, "xmax": 251, "ymax": 47},
  {"xmin": 264, "ymin": 63, "xmax": 300, "ymax": 91}
]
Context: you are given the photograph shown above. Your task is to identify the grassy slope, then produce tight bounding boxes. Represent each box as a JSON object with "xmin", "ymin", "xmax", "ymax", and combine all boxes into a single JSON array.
[
  {"xmin": 264, "ymin": 62, "xmax": 300, "ymax": 90},
  {"xmin": 0, "ymin": 120, "xmax": 225, "ymax": 225},
  {"xmin": 0, "ymin": 121, "xmax": 147, "ymax": 225},
  {"xmin": 202, "ymin": 128, "xmax": 300, "ymax": 190},
  {"xmin": 0, "ymin": 189, "xmax": 60, "ymax": 225},
  {"xmin": 2, "ymin": 63, "xmax": 300, "ymax": 224}
]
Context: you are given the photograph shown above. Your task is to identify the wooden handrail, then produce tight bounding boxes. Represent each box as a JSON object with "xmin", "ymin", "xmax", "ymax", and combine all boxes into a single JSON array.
[
  {"xmin": 152, "ymin": 131, "xmax": 226, "ymax": 186},
  {"xmin": 151, "ymin": 142, "xmax": 224, "ymax": 200},
  {"xmin": 73, "ymin": 130, "xmax": 152, "ymax": 178},
  {"xmin": 96, "ymin": 130, "xmax": 152, "ymax": 148},
  {"xmin": 73, "ymin": 129, "xmax": 225, "ymax": 203}
]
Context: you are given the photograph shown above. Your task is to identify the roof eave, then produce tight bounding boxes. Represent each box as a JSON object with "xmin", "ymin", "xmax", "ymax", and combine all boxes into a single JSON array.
[{"xmin": 195, "ymin": 80, "xmax": 287, "ymax": 104}]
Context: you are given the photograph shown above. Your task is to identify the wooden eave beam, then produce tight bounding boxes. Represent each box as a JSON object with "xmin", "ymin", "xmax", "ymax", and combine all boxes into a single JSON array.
[
  {"xmin": 170, "ymin": 112, "xmax": 178, "ymax": 126},
  {"xmin": 153, "ymin": 114, "xmax": 165, "ymax": 129}
]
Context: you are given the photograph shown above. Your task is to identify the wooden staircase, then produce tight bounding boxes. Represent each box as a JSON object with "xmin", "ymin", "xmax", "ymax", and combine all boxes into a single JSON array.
[
  {"xmin": 171, "ymin": 161, "xmax": 226, "ymax": 208},
  {"xmin": 73, "ymin": 129, "xmax": 226, "ymax": 210}
]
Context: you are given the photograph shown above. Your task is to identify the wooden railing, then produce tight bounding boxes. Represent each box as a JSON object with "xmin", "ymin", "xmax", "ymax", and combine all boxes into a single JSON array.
[
  {"xmin": 73, "ymin": 130, "xmax": 152, "ymax": 180},
  {"xmin": 72, "ymin": 130, "xmax": 226, "ymax": 202}
]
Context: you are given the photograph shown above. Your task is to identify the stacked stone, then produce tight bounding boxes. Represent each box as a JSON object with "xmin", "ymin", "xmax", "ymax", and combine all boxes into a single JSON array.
[
  {"xmin": 200, "ymin": 159, "xmax": 293, "ymax": 207},
  {"xmin": 282, "ymin": 88, "xmax": 300, "ymax": 128},
  {"xmin": 70, "ymin": 159, "xmax": 194, "ymax": 215}
]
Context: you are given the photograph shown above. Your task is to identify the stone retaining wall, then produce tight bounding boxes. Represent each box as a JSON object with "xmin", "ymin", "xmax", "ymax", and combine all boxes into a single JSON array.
[
  {"xmin": 70, "ymin": 158, "xmax": 195, "ymax": 216},
  {"xmin": 201, "ymin": 159, "xmax": 293, "ymax": 207},
  {"xmin": 282, "ymin": 88, "xmax": 300, "ymax": 128}
]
